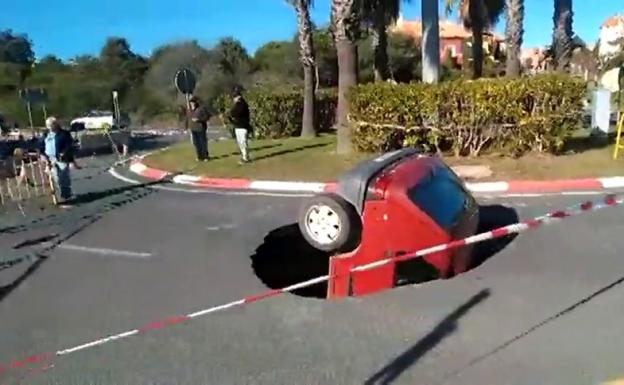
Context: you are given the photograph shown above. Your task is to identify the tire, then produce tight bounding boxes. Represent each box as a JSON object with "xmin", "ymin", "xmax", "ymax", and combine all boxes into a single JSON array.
[{"xmin": 298, "ymin": 193, "xmax": 362, "ymax": 253}]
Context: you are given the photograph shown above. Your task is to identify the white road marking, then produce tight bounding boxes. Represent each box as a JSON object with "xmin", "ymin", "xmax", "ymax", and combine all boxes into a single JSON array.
[
  {"xmin": 480, "ymin": 190, "xmax": 616, "ymax": 198},
  {"xmin": 47, "ymin": 242, "xmax": 152, "ymax": 259},
  {"xmin": 205, "ymin": 224, "xmax": 237, "ymax": 231}
]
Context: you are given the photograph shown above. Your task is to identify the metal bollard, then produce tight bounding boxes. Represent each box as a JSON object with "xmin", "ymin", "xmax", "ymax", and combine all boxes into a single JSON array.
[
  {"xmin": 0, "ymin": 178, "xmax": 5, "ymax": 206},
  {"xmin": 18, "ymin": 159, "xmax": 32, "ymax": 200},
  {"xmin": 29, "ymin": 159, "xmax": 40, "ymax": 197},
  {"xmin": 11, "ymin": 160, "xmax": 23, "ymax": 201},
  {"xmin": 5, "ymin": 170, "xmax": 16, "ymax": 203},
  {"xmin": 37, "ymin": 159, "xmax": 48, "ymax": 194}
]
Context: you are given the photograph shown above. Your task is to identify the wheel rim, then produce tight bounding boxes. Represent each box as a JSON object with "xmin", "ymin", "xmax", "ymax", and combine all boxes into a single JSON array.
[{"xmin": 305, "ymin": 204, "xmax": 342, "ymax": 246}]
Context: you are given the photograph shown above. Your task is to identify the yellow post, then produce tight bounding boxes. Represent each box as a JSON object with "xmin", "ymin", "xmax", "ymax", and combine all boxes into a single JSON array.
[{"xmin": 614, "ymin": 111, "xmax": 624, "ymax": 160}]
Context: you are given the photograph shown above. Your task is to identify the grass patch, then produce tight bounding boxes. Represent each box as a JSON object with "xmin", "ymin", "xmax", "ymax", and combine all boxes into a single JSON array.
[
  {"xmin": 144, "ymin": 134, "xmax": 370, "ymax": 181},
  {"xmin": 143, "ymin": 134, "xmax": 624, "ymax": 182}
]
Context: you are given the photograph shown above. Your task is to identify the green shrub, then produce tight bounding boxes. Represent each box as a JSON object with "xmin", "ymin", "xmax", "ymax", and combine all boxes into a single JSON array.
[
  {"xmin": 349, "ymin": 74, "xmax": 587, "ymax": 156},
  {"xmin": 215, "ymin": 88, "xmax": 337, "ymax": 139}
]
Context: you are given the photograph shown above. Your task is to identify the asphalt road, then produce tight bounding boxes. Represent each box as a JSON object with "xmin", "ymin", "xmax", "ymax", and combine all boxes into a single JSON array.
[{"xmin": 1, "ymin": 139, "xmax": 624, "ymax": 385}]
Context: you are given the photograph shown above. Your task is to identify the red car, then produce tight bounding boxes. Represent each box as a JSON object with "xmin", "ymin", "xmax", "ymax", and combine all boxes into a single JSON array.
[{"xmin": 298, "ymin": 148, "xmax": 479, "ymax": 280}]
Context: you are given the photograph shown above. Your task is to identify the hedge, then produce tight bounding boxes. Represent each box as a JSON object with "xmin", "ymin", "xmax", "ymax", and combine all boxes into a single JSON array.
[
  {"xmin": 215, "ymin": 88, "xmax": 337, "ymax": 139},
  {"xmin": 349, "ymin": 74, "xmax": 587, "ymax": 156}
]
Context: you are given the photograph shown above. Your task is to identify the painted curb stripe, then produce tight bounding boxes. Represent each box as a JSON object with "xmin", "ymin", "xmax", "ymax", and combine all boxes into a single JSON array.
[
  {"xmin": 128, "ymin": 161, "xmax": 624, "ymax": 194},
  {"xmin": 507, "ymin": 179, "xmax": 604, "ymax": 193},
  {"xmin": 249, "ymin": 181, "xmax": 327, "ymax": 192},
  {"xmin": 599, "ymin": 177, "xmax": 624, "ymax": 189},
  {"xmin": 465, "ymin": 182, "xmax": 509, "ymax": 193},
  {"xmin": 193, "ymin": 178, "xmax": 252, "ymax": 189}
]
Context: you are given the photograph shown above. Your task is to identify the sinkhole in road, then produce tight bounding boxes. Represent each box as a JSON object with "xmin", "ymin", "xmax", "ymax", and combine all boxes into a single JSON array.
[{"xmin": 250, "ymin": 204, "xmax": 519, "ymax": 299}]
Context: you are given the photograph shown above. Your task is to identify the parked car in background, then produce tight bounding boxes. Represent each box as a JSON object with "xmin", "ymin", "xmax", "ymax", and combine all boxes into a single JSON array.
[
  {"xmin": 70, "ymin": 110, "xmax": 130, "ymax": 131},
  {"xmin": 298, "ymin": 148, "xmax": 480, "ymax": 279},
  {"xmin": 0, "ymin": 112, "xmax": 20, "ymax": 137}
]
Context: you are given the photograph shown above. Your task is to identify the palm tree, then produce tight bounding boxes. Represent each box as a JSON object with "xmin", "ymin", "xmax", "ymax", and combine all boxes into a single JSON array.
[
  {"xmin": 421, "ymin": 0, "xmax": 441, "ymax": 83},
  {"xmin": 331, "ymin": 0, "xmax": 360, "ymax": 154},
  {"xmin": 362, "ymin": 0, "xmax": 412, "ymax": 82},
  {"xmin": 445, "ymin": 0, "xmax": 505, "ymax": 79},
  {"xmin": 505, "ymin": 0, "xmax": 524, "ymax": 77},
  {"xmin": 288, "ymin": 0, "xmax": 317, "ymax": 137},
  {"xmin": 552, "ymin": 0, "xmax": 573, "ymax": 71}
]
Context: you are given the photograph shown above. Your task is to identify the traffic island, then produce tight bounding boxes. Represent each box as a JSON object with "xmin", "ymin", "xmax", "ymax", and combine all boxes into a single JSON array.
[{"xmin": 132, "ymin": 134, "xmax": 624, "ymax": 194}]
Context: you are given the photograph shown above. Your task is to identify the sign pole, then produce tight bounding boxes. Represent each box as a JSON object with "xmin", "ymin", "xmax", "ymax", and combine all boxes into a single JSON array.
[
  {"xmin": 174, "ymin": 68, "xmax": 197, "ymax": 132},
  {"xmin": 26, "ymin": 101, "xmax": 34, "ymax": 137}
]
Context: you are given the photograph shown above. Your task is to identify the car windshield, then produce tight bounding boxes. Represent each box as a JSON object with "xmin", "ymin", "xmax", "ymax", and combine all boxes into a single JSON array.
[{"xmin": 407, "ymin": 165, "xmax": 467, "ymax": 230}]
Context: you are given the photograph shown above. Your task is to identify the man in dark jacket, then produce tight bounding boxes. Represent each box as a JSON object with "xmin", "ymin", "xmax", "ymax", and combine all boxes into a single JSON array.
[
  {"xmin": 228, "ymin": 86, "xmax": 251, "ymax": 163},
  {"xmin": 188, "ymin": 96, "xmax": 210, "ymax": 161},
  {"xmin": 40, "ymin": 117, "xmax": 75, "ymax": 207}
]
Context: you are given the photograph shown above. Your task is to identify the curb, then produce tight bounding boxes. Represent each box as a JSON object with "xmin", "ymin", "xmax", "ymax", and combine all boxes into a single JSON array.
[{"xmin": 127, "ymin": 160, "xmax": 624, "ymax": 195}]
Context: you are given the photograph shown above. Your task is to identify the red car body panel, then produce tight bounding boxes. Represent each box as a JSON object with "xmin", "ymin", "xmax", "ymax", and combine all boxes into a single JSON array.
[{"xmin": 328, "ymin": 154, "xmax": 478, "ymax": 298}]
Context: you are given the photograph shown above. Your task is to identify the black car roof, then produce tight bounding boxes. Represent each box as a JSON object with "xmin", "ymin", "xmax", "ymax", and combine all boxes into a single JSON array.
[{"xmin": 337, "ymin": 148, "xmax": 420, "ymax": 214}]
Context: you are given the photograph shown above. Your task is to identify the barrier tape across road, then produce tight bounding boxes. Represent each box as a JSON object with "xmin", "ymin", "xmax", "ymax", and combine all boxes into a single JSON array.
[{"xmin": 0, "ymin": 194, "xmax": 622, "ymax": 378}]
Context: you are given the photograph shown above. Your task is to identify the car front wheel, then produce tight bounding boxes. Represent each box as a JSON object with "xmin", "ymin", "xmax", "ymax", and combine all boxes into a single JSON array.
[{"xmin": 298, "ymin": 193, "xmax": 361, "ymax": 253}]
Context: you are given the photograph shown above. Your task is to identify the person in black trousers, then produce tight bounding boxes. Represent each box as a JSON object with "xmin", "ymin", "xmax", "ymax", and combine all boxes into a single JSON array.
[
  {"xmin": 228, "ymin": 86, "xmax": 252, "ymax": 163},
  {"xmin": 187, "ymin": 96, "xmax": 210, "ymax": 161}
]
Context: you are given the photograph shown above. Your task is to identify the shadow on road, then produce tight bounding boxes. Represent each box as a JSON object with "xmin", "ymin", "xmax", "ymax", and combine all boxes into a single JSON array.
[
  {"xmin": 251, "ymin": 205, "xmax": 519, "ymax": 299},
  {"xmin": 68, "ymin": 179, "xmax": 166, "ymax": 206},
  {"xmin": 454, "ymin": 274, "xmax": 624, "ymax": 378},
  {"xmin": 0, "ymin": 254, "xmax": 49, "ymax": 303},
  {"xmin": 364, "ymin": 289, "xmax": 491, "ymax": 385},
  {"xmin": 250, "ymin": 223, "xmax": 329, "ymax": 299}
]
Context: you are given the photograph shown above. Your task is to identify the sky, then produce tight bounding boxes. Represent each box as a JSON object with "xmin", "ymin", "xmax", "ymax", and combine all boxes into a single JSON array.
[{"xmin": 0, "ymin": 0, "xmax": 620, "ymax": 60}]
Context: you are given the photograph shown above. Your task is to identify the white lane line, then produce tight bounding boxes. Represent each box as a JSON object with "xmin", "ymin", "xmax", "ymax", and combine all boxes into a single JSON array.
[
  {"xmin": 480, "ymin": 190, "xmax": 616, "ymax": 198},
  {"xmin": 48, "ymin": 243, "xmax": 153, "ymax": 259},
  {"xmin": 205, "ymin": 224, "xmax": 237, "ymax": 231}
]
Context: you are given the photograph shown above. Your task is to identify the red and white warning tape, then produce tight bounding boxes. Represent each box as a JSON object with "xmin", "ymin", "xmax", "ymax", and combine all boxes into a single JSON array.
[{"xmin": 0, "ymin": 194, "xmax": 622, "ymax": 377}]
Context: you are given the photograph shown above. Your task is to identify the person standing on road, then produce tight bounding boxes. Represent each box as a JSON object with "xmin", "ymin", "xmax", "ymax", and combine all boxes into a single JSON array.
[
  {"xmin": 187, "ymin": 96, "xmax": 210, "ymax": 161},
  {"xmin": 40, "ymin": 117, "xmax": 74, "ymax": 207},
  {"xmin": 228, "ymin": 86, "xmax": 251, "ymax": 164}
]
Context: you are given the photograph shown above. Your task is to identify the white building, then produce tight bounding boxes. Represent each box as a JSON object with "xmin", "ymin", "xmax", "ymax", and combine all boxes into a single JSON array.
[{"xmin": 599, "ymin": 15, "xmax": 624, "ymax": 58}]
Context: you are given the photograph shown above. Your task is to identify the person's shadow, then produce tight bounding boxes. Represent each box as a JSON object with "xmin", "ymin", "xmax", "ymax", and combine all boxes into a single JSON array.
[{"xmin": 364, "ymin": 289, "xmax": 491, "ymax": 385}]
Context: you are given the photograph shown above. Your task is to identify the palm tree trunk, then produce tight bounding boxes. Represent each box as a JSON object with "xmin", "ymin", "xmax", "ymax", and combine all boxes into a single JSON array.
[
  {"xmin": 505, "ymin": 0, "xmax": 524, "ymax": 77},
  {"xmin": 302, "ymin": 65, "xmax": 316, "ymax": 137},
  {"xmin": 471, "ymin": 27, "xmax": 484, "ymax": 78},
  {"xmin": 335, "ymin": 39, "xmax": 358, "ymax": 154},
  {"xmin": 422, "ymin": 0, "xmax": 440, "ymax": 83},
  {"xmin": 372, "ymin": 6, "xmax": 389, "ymax": 82},
  {"xmin": 332, "ymin": 0, "xmax": 360, "ymax": 155},
  {"xmin": 552, "ymin": 0, "xmax": 573, "ymax": 72},
  {"xmin": 469, "ymin": 0, "xmax": 485, "ymax": 79},
  {"xmin": 294, "ymin": 0, "xmax": 317, "ymax": 137}
]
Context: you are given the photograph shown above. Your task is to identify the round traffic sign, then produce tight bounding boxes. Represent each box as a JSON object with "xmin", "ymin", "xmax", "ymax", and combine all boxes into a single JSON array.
[{"xmin": 175, "ymin": 68, "xmax": 197, "ymax": 95}]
